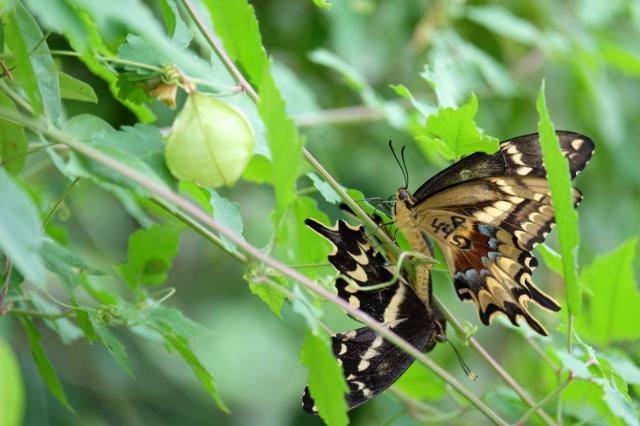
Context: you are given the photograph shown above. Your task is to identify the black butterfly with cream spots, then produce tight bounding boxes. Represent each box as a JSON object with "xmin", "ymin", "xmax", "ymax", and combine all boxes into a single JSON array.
[
  {"xmin": 393, "ymin": 131, "xmax": 594, "ymax": 335},
  {"xmin": 302, "ymin": 219, "xmax": 446, "ymax": 412}
]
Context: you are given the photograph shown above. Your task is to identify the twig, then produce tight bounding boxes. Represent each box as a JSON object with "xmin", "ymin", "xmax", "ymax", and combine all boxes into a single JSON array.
[
  {"xmin": 42, "ymin": 177, "xmax": 79, "ymax": 228},
  {"xmin": 435, "ymin": 300, "xmax": 558, "ymax": 426},
  {"xmin": 516, "ymin": 375, "xmax": 573, "ymax": 426},
  {"xmin": 0, "ymin": 106, "xmax": 506, "ymax": 426},
  {"xmin": 295, "ymin": 105, "xmax": 386, "ymax": 127}
]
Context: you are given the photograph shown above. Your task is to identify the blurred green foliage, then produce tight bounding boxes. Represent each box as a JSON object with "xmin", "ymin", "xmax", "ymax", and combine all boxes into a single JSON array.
[{"xmin": 0, "ymin": 0, "xmax": 639, "ymax": 425}]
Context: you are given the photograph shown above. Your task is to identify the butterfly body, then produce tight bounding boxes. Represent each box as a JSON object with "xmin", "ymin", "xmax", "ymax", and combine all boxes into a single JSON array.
[{"xmin": 393, "ymin": 131, "xmax": 594, "ymax": 335}]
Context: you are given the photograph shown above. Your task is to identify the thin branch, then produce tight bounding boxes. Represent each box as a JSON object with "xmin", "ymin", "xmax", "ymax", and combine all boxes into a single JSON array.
[
  {"xmin": 179, "ymin": 0, "xmax": 409, "ymax": 260},
  {"xmin": 0, "ymin": 106, "xmax": 508, "ymax": 425},
  {"xmin": 42, "ymin": 177, "xmax": 79, "ymax": 228},
  {"xmin": 295, "ymin": 105, "xmax": 387, "ymax": 127},
  {"xmin": 435, "ymin": 300, "xmax": 558, "ymax": 426},
  {"xmin": 150, "ymin": 198, "xmax": 248, "ymax": 264},
  {"xmin": 9, "ymin": 308, "xmax": 74, "ymax": 320},
  {"xmin": 515, "ymin": 375, "xmax": 573, "ymax": 426}
]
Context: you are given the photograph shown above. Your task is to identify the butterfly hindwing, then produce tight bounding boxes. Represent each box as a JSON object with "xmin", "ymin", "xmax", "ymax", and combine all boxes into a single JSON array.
[
  {"xmin": 395, "ymin": 131, "xmax": 594, "ymax": 335},
  {"xmin": 302, "ymin": 219, "xmax": 444, "ymax": 412}
]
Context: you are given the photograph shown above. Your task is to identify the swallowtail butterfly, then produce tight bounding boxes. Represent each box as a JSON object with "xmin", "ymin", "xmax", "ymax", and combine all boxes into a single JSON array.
[
  {"xmin": 302, "ymin": 218, "xmax": 446, "ymax": 412},
  {"xmin": 393, "ymin": 131, "xmax": 594, "ymax": 335}
]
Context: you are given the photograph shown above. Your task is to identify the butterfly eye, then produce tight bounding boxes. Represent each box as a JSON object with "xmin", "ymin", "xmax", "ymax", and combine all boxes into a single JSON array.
[{"xmin": 398, "ymin": 189, "xmax": 408, "ymax": 200}]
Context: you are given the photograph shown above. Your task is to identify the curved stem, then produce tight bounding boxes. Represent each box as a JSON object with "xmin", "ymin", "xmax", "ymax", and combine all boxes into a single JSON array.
[
  {"xmin": 435, "ymin": 300, "xmax": 557, "ymax": 426},
  {"xmin": 42, "ymin": 178, "xmax": 79, "ymax": 228},
  {"xmin": 9, "ymin": 111, "xmax": 506, "ymax": 425}
]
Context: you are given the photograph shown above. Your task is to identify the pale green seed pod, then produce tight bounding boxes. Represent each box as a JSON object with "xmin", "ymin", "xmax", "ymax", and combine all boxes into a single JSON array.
[{"xmin": 165, "ymin": 93, "xmax": 255, "ymax": 187}]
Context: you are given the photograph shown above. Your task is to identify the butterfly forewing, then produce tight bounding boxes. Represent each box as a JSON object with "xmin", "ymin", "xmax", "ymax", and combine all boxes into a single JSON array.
[{"xmin": 412, "ymin": 131, "xmax": 594, "ymax": 202}]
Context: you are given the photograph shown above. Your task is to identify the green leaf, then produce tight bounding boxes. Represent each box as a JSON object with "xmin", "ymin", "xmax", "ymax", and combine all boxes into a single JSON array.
[
  {"xmin": 307, "ymin": 173, "xmax": 341, "ymax": 204},
  {"xmin": 536, "ymin": 81, "xmax": 582, "ymax": 313},
  {"xmin": 205, "ymin": 0, "xmax": 269, "ymax": 88},
  {"xmin": 65, "ymin": 118, "xmax": 177, "ymax": 195},
  {"xmin": 536, "ymin": 244, "xmax": 564, "ymax": 277},
  {"xmin": 158, "ymin": 328, "xmax": 228, "ymax": 412},
  {"xmin": 0, "ymin": 91, "xmax": 28, "ymax": 175},
  {"xmin": 23, "ymin": 0, "xmax": 88, "ymax": 50},
  {"xmin": 555, "ymin": 350, "xmax": 592, "ymax": 379},
  {"xmin": 276, "ymin": 196, "xmax": 330, "ymax": 278},
  {"xmin": 312, "ymin": 0, "xmax": 331, "ymax": 9},
  {"xmin": 20, "ymin": 317, "xmax": 73, "ymax": 411},
  {"xmin": 0, "ymin": 169, "xmax": 45, "ymax": 286},
  {"xmin": 40, "ymin": 239, "xmax": 103, "ymax": 293},
  {"xmin": 120, "ymin": 224, "xmax": 183, "ymax": 286},
  {"xmin": 299, "ymin": 332, "xmax": 348, "ymax": 426},
  {"xmin": 602, "ymin": 380, "xmax": 639, "ymax": 426},
  {"xmin": 209, "ymin": 190, "xmax": 244, "ymax": 252},
  {"xmin": 575, "ymin": 238, "xmax": 640, "ymax": 345},
  {"xmin": 0, "ymin": 337, "xmax": 25, "ymax": 426},
  {"xmin": 59, "ymin": 72, "xmax": 98, "ymax": 103},
  {"xmin": 96, "ymin": 327, "xmax": 134, "ymax": 378},
  {"xmin": 602, "ymin": 352, "xmax": 640, "ymax": 385},
  {"xmin": 417, "ymin": 93, "xmax": 499, "ymax": 160},
  {"xmin": 4, "ymin": 2, "xmax": 61, "ymax": 121},
  {"xmin": 466, "ymin": 5, "xmax": 540, "ymax": 45},
  {"xmin": 257, "ymin": 69, "xmax": 304, "ymax": 215},
  {"xmin": 248, "ymin": 281, "xmax": 286, "ymax": 318},
  {"xmin": 390, "ymin": 83, "xmax": 436, "ymax": 118},
  {"xmin": 144, "ymin": 306, "xmax": 209, "ymax": 338},
  {"xmin": 291, "ymin": 285, "xmax": 323, "ymax": 332}
]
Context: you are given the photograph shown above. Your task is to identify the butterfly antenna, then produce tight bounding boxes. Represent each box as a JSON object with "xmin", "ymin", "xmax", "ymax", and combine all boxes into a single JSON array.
[
  {"xmin": 447, "ymin": 340, "xmax": 478, "ymax": 381},
  {"xmin": 389, "ymin": 140, "xmax": 408, "ymax": 188},
  {"xmin": 400, "ymin": 145, "xmax": 409, "ymax": 188}
]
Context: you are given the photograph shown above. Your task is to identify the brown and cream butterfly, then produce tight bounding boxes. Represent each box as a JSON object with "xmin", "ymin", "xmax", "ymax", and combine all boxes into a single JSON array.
[{"xmin": 393, "ymin": 131, "xmax": 594, "ymax": 336}]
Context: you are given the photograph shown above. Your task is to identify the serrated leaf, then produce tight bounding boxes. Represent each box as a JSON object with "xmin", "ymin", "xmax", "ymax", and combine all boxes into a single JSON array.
[
  {"xmin": 24, "ymin": 0, "xmax": 88, "ymax": 50},
  {"xmin": 209, "ymin": 190, "xmax": 244, "ymax": 251},
  {"xmin": 417, "ymin": 93, "xmax": 499, "ymax": 160},
  {"xmin": 307, "ymin": 173, "xmax": 340, "ymax": 204},
  {"xmin": 20, "ymin": 317, "xmax": 73, "ymax": 411},
  {"xmin": 291, "ymin": 285, "xmax": 322, "ymax": 332},
  {"xmin": 277, "ymin": 197, "xmax": 330, "ymax": 278},
  {"xmin": 66, "ymin": 119, "xmax": 177, "ymax": 195},
  {"xmin": 248, "ymin": 281, "xmax": 286, "ymax": 318},
  {"xmin": 575, "ymin": 238, "xmax": 640, "ymax": 345},
  {"xmin": 205, "ymin": 0, "xmax": 269, "ymax": 87},
  {"xmin": 40, "ymin": 239, "xmax": 103, "ymax": 293},
  {"xmin": 4, "ymin": 2, "xmax": 60, "ymax": 120},
  {"xmin": 120, "ymin": 224, "xmax": 183, "ymax": 287},
  {"xmin": 390, "ymin": 84, "xmax": 436, "ymax": 118},
  {"xmin": 0, "ymin": 337, "xmax": 25, "ymax": 426},
  {"xmin": 158, "ymin": 328, "xmax": 228, "ymax": 413},
  {"xmin": 257, "ymin": 71, "xmax": 304, "ymax": 214},
  {"xmin": 0, "ymin": 169, "xmax": 45, "ymax": 286},
  {"xmin": 602, "ymin": 381, "xmax": 639, "ymax": 426},
  {"xmin": 602, "ymin": 353, "xmax": 640, "ymax": 385},
  {"xmin": 59, "ymin": 72, "xmax": 98, "ymax": 103},
  {"xmin": 0, "ymin": 92, "xmax": 28, "ymax": 175},
  {"xmin": 29, "ymin": 292, "xmax": 83, "ymax": 345},
  {"xmin": 143, "ymin": 306, "xmax": 209, "ymax": 338},
  {"xmin": 536, "ymin": 244, "xmax": 564, "ymax": 277},
  {"xmin": 555, "ymin": 350, "xmax": 592, "ymax": 379},
  {"xmin": 537, "ymin": 81, "xmax": 582, "ymax": 313},
  {"xmin": 96, "ymin": 327, "xmax": 134, "ymax": 378},
  {"xmin": 299, "ymin": 332, "xmax": 348, "ymax": 426}
]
